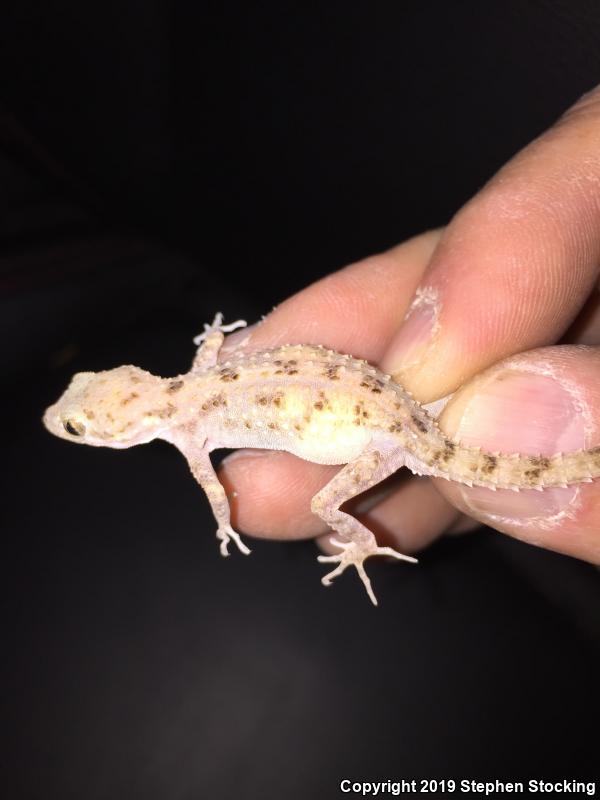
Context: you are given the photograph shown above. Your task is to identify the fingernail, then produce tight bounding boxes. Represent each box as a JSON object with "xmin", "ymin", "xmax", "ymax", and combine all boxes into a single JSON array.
[
  {"xmin": 444, "ymin": 369, "xmax": 586, "ymax": 519},
  {"xmin": 385, "ymin": 287, "xmax": 440, "ymax": 374}
]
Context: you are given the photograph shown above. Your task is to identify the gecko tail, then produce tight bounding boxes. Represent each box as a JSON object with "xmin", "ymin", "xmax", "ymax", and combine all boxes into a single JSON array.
[{"xmin": 445, "ymin": 445, "xmax": 600, "ymax": 491}]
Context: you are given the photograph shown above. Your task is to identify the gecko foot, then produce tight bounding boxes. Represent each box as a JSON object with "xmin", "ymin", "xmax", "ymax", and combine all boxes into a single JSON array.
[
  {"xmin": 193, "ymin": 312, "xmax": 247, "ymax": 345},
  {"xmin": 216, "ymin": 525, "xmax": 251, "ymax": 557},
  {"xmin": 317, "ymin": 538, "xmax": 417, "ymax": 606}
]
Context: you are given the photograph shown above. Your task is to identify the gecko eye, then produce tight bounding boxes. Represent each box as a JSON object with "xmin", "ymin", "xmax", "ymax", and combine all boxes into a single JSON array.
[{"xmin": 63, "ymin": 419, "xmax": 86, "ymax": 437}]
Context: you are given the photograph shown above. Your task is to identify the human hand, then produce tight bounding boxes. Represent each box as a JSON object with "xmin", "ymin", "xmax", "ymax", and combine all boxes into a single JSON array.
[{"xmin": 219, "ymin": 86, "xmax": 600, "ymax": 564}]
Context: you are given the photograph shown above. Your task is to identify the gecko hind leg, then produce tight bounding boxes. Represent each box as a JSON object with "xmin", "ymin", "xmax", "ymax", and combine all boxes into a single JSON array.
[{"xmin": 311, "ymin": 447, "xmax": 417, "ymax": 605}]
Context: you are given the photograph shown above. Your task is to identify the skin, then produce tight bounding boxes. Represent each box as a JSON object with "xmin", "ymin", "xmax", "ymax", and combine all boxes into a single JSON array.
[{"xmin": 218, "ymin": 84, "xmax": 600, "ymax": 566}]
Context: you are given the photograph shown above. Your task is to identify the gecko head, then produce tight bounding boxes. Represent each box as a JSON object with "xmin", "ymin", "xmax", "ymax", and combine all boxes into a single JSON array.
[{"xmin": 43, "ymin": 366, "xmax": 168, "ymax": 448}]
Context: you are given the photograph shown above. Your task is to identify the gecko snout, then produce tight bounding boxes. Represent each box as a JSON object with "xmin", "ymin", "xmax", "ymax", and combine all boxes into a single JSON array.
[
  {"xmin": 42, "ymin": 403, "xmax": 86, "ymax": 442},
  {"xmin": 42, "ymin": 405, "xmax": 58, "ymax": 433}
]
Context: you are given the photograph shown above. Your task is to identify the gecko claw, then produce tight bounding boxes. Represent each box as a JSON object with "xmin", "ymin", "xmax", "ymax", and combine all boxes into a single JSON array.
[
  {"xmin": 318, "ymin": 537, "xmax": 417, "ymax": 606},
  {"xmin": 216, "ymin": 525, "xmax": 251, "ymax": 556}
]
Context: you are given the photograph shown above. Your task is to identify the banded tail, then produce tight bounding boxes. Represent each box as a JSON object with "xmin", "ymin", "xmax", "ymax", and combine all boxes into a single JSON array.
[
  {"xmin": 406, "ymin": 414, "xmax": 600, "ymax": 491},
  {"xmin": 443, "ymin": 444, "xmax": 600, "ymax": 491}
]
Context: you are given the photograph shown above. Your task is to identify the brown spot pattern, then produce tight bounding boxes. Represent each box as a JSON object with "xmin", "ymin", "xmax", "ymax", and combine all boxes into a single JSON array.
[
  {"xmin": 351, "ymin": 400, "xmax": 370, "ymax": 426},
  {"xmin": 255, "ymin": 390, "xmax": 285, "ymax": 408},
  {"xmin": 441, "ymin": 442, "xmax": 456, "ymax": 463},
  {"xmin": 411, "ymin": 413, "xmax": 428, "ymax": 433},
  {"xmin": 166, "ymin": 380, "xmax": 184, "ymax": 393},
  {"xmin": 146, "ymin": 403, "xmax": 177, "ymax": 419},
  {"xmin": 481, "ymin": 454, "xmax": 498, "ymax": 474},
  {"xmin": 359, "ymin": 375, "xmax": 384, "ymax": 393},
  {"xmin": 201, "ymin": 393, "xmax": 227, "ymax": 411},
  {"xmin": 324, "ymin": 364, "xmax": 341, "ymax": 381},
  {"xmin": 314, "ymin": 391, "xmax": 331, "ymax": 412},
  {"xmin": 523, "ymin": 456, "xmax": 551, "ymax": 482},
  {"xmin": 274, "ymin": 359, "xmax": 299, "ymax": 376},
  {"xmin": 219, "ymin": 367, "xmax": 239, "ymax": 382},
  {"xmin": 120, "ymin": 392, "xmax": 139, "ymax": 405}
]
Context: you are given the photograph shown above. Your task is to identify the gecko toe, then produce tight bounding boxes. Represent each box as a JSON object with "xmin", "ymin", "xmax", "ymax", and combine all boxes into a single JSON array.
[
  {"xmin": 376, "ymin": 546, "xmax": 418, "ymax": 564},
  {"xmin": 320, "ymin": 562, "xmax": 346, "ymax": 585},
  {"xmin": 317, "ymin": 538, "xmax": 415, "ymax": 605},
  {"xmin": 317, "ymin": 554, "xmax": 340, "ymax": 564},
  {"xmin": 216, "ymin": 525, "xmax": 251, "ymax": 557}
]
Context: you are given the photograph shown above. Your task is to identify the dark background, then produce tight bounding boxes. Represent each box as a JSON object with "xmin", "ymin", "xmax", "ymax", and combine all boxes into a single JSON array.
[{"xmin": 2, "ymin": 2, "xmax": 599, "ymax": 799}]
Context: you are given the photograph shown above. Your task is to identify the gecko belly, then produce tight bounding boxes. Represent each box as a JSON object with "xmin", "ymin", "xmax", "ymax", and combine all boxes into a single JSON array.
[
  {"xmin": 210, "ymin": 415, "xmax": 373, "ymax": 465},
  {"xmin": 286, "ymin": 420, "xmax": 373, "ymax": 465},
  {"xmin": 207, "ymin": 378, "xmax": 378, "ymax": 465}
]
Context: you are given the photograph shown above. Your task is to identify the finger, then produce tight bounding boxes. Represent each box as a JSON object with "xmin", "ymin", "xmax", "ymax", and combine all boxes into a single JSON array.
[
  {"xmin": 384, "ymin": 86, "xmax": 600, "ymax": 403},
  {"xmin": 220, "ymin": 450, "xmax": 338, "ymax": 540},
  {"xmin": 221, "ymin": 445, "xmax": 464, "ymax": 551},
  {"xmin": 316, "ymin": 476, "xmax": 463, "ymax": 555},
  {"xmin": 434, "ymin": 345, "xmax": 600, "ymax": 563},
  {"xmin": 222, "ymin": 228, "xmax": 442, "ymax": 361}
]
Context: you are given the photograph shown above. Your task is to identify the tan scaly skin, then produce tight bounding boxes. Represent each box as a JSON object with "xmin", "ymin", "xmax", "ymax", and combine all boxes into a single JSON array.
[{"xmin": 43, "ymin": 314, "xmax": 600, "ymax": 605}]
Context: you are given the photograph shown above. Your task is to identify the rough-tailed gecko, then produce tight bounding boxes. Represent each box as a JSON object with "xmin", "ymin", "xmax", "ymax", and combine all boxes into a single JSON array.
[{"xmin": 43, "ymin": 313, "xmax": 600, "ymax": 604}]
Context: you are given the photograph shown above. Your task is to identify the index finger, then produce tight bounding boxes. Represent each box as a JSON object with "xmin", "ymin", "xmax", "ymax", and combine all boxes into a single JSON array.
[
  {"xmin": 222, "ymin": 229, "xmax": 441, "ymax": 362},
  {"xmin": 383, "ymin": 86, "xmax": 600, "ymax": 402}
]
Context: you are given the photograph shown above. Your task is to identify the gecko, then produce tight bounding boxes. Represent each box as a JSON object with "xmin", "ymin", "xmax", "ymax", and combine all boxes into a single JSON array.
[{"xmin": 43, "ymin": 313, "xmax": 600, "ymax": 605}]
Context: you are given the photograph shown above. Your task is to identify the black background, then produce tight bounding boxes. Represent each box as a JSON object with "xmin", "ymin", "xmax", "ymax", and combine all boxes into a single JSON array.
[{"xmin": 1, "ymin": 3, "xmax": 599, "ymax": 799}]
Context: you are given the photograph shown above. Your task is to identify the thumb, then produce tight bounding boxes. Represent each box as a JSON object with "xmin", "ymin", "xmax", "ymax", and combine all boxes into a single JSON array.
[{"xmin": 434, "ymin": 345, "xmax": 600, "ymax": 563}]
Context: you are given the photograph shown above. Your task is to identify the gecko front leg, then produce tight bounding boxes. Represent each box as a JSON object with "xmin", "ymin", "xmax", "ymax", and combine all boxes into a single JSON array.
[
  {"xmin": 191, "ymin": 312, "xmax": 247, "ymax": 373},
  {"xmin": 184, "ymin": 443, "xmax": 251, "ymax": 556},
  {"xmin": 313, "ymin": 447, "xmax": 417, "ymax": 605}
]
